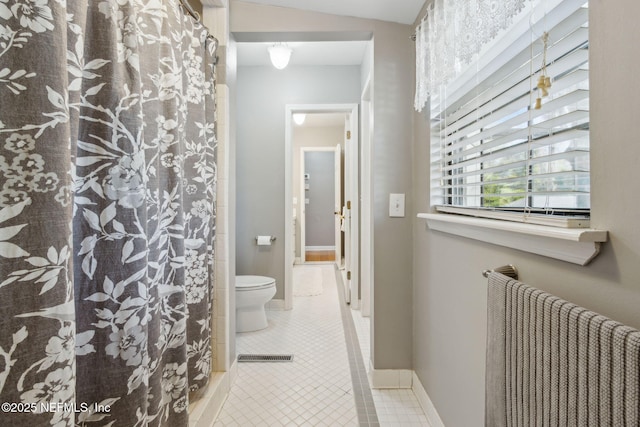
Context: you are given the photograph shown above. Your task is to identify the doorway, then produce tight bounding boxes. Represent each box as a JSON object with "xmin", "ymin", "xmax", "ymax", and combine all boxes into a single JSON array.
[
  {"xmin": 300, "ymin": 146, "xmax": 339, "ymax": 263},
  {"xmin": 284, "ymin": 104, "xmax": 359, "ymax": 310}
]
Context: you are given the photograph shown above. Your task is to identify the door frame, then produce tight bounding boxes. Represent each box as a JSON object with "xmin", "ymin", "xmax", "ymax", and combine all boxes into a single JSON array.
[
  {"xmin": 334, "ymin": 143, "xmax": 342, "ymax": 267},
  {"xmin": 343, "ymin": 112, "xmax": 360, "ymax": 307},
  {"xmin": 299, "ymin": 146, "xmax": 338, "ymax": 264},
  {"xmin": 285, "ymin": 103, "xmax": 359, "ymax": 310}
]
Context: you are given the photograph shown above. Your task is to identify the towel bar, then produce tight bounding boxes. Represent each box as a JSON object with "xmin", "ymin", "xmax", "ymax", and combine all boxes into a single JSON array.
[{"xmin": 482, "ymin": 264, "xmax": 518, "ymax": 280}]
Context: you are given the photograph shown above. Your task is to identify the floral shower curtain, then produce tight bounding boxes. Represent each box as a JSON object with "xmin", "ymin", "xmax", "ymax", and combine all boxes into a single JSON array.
[{"xmin": 0, "ymin": 1, "xmax": 217, "ymax": 426}]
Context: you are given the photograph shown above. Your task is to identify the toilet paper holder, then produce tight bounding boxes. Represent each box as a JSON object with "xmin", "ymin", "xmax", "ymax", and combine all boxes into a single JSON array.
[{"xmin": 255, "ymin": 236, "xmax": 276, "ymax": 242}]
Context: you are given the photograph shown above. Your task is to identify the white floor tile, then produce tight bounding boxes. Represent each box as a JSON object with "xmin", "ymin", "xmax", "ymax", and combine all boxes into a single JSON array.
[
  {"xmin": 214, "ymin": 264, "xmax": 430, "ymax": 426},
  {"xmin": 214, "ymin": 264, "xmax": 358, "ymax": 426},
  {"xmin": 351, "ymin": 310, "xmax": 430, "ymax": 426}
]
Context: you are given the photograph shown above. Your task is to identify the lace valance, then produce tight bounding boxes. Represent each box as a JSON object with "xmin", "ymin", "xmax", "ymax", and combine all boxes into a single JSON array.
[{"xmin": 414, "ymin": 0, "xmax": 532, "ymax": 112}]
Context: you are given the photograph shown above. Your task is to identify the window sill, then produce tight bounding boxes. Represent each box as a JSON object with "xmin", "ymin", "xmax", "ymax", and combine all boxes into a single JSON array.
[{"xmin": 417, "ymin": 212, "xmax": 608, "ymax": 265}]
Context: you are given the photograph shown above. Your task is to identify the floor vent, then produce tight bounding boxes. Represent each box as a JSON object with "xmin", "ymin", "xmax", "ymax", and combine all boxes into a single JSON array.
[{"xmin": 238, "ymin": 354, "xmax": 294, "ymax": 363}]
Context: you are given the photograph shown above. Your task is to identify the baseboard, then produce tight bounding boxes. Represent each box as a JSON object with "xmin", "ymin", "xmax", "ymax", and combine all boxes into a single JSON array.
[
  {"xmin": 188, "ymin": 360, "xmax": 238, "ymax": 427},
  {"xmin": 368, "ymin": 362, "xmax": 413, "ymax": 389},
  {"xmin": 266, "ymin": 298, "xmax": 286, "ymax": 311},
  {"xmin": 305, "ymin": 246, "xmax": 336, "ymax": 251},
  {"xmin": 412, "ymin": 371, "xmax": 445, "ymax": 427}
]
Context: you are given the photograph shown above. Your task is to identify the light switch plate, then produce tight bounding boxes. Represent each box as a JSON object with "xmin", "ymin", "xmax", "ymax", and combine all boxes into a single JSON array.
[{"xmin": 389, "ymin": 193, "xmax": 405, "ymax": 217}]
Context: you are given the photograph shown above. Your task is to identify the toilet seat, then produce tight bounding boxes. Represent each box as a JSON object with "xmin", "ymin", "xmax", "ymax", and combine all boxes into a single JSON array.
[{"xmin": 236, "ymin": 275, "xmax": 275, "ymax": 291}]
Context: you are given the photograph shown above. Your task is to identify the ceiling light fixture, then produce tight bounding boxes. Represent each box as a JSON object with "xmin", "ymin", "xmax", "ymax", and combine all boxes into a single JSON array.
[
  {"xmin": 268, "ymin": 43, "xmax": 292, "ymax": 70},
  {"xmin": 293, "ymin": 113, "xmax": 306, "ymax": 125}
]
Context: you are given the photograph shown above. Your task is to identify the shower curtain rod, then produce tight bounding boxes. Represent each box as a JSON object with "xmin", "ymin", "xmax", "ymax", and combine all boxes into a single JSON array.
[
  {"xmin": 180, "ymin": 0, "xmax": 201, "ymax": 21},
  {"xmin": 179, "ymin": 0, "xmax": 216, "ymax": 42}
]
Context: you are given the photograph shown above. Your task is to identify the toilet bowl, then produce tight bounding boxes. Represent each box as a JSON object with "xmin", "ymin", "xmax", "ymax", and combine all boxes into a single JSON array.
[{"xmin": 235, "ymin": 275, "xmax": 276, "ymax": 332}]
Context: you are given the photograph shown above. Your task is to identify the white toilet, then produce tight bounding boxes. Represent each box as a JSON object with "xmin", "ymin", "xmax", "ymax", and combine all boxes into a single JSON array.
[{"xmin": 235, "ymin": 275, "xmax": 276, "ymax": 332}]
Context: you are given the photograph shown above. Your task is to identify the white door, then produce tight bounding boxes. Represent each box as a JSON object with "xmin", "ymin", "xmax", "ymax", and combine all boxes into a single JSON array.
[
  {"xmin": 300, "ymin": 148, "xmax": 309, "ymax": 264},
  {"xmin": 343, "ymin": 117, "xmax": 352, "ymax": 303},
  {"xmin": 334, "ymin": 143, "xmax": 342, "ymax": 268},
  {"xmin": 346, "ymin": 111, "xmax": 359, "ymax": 309}
]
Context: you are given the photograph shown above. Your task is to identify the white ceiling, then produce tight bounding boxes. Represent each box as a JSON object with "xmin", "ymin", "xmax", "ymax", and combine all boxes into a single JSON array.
[
  {"xmin": 237, "ymin": 0, "xmax": 425, "ymax": 66},
  {"xmin": 237, "ymin": 40, "xmax": 369, "ymax": 67},
  {"xmin": 239, "ymin": 0, "xmax": 426, "ymax": 25},
  {"xmin": 235, "ymin": 0, "xmax": 425, "ymax": 70}
]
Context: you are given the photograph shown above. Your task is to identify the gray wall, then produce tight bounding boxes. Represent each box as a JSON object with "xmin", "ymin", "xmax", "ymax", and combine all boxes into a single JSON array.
[
  {"xmin": 304, "ymin": 151, "xmax": 335, "ymax": 247},
  {"xmin": 235, "ymin": 64, "xmax": 360, "ymax": 298},
  {"xmin": 231, "ymin": 0, "xmax": 415, "ymax": 369},
  {"xmin": 412, "ymin": 1, "xmax": 640, "ymax": 425}
]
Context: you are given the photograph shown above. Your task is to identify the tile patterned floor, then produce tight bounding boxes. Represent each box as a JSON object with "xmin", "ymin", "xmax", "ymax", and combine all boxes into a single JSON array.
[
  {"xmin": 213, "ymin": 264, "xmax": 429, "ymax": 426},
  {"xmin": 351, "ymin": 310, "xmax": 431, "ymax": 426},
  {"xmin": 370, "ymin": 389, "xmax": 430, "ymax": 426}
]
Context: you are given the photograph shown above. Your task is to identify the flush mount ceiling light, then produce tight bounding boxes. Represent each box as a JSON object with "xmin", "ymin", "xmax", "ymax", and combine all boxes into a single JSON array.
[
  {"xmin": 293, "ymin": 113, "xmax": 306, "ymax": 125},
  {"xmin": 268, "ymin": 43, "xmax": 292, "ymax": 70}
]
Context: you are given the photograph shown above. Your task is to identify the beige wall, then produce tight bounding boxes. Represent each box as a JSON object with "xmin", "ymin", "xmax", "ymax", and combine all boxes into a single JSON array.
[
  {"xmin": 231, "ymin": 0, "xmax": 415, "ymax": 369},
  {"xmin": 412, "ymin": 1, "xmax": 640, "ymax": 425}
]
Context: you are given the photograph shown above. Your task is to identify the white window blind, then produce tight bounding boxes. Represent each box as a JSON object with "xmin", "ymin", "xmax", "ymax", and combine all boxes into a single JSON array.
[{"xmin": 428, "ymin": 0, "xmax": 590, "ymax": 222}]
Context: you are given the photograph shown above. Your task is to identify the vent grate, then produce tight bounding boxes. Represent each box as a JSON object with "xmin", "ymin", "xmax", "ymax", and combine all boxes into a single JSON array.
[{"xmin": 237, "ymin": 354, "xmax": 294, "ymax": 363}]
